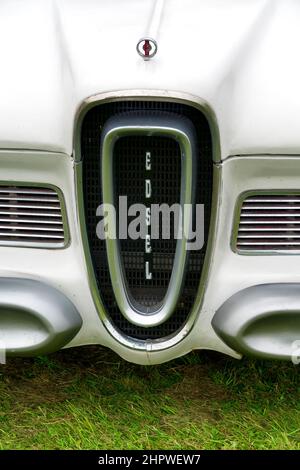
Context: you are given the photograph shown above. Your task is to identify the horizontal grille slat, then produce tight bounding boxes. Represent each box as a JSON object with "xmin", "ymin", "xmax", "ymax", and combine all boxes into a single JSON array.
[
  {"xmin": 238, "ymin": 241, "xmax": 300, "ymax": 246},
  {"xmin": 236, "ymin": 194, "xmax": 300, "ymax": 252},
  {"xmin": 0, "ymin": 218, "xmax": 63, "ymax": 225},
  {"xmin": 0, "ymin": 196, "xmax": 60, "ymax": 203},
  {"xmin": 239, "ymin": 234, "xmax": 300, "ymax": 239},
  {"xmin": 241, "ymin": 212, "xmax": 300, "ymax": 217},
  {"xmin": 246, "ymin": 198, "xmax": 300, "ymax": 203},
  {"xmin": 239, "ymin": 227, "xmax": 300, "ymax": 231},
  {"xmin": 240, "ymin": 219, "xmax": 300, "ymax": 224},
  {"xmin": 0, "ymin": 211, "xmax": 62, "ymax": 217},
  {"xmin": 0, "ymin": 204, "xmax": 60, "ymax": 209},
  {"xmin": 0, "ymin": 186, "xmax": 66, "ymax": 247},
  {"xmin": 243, "ymin": 205, "xmax": 300, "ymax": 210},
  {"xmin": 0, "ymin": 232, "xmax": 64, "ymax": 239},
  {"xmin": 0, "ymin": 225, "xmax": 64, "ymax": 232},
  {"xmin": 0, "ymin": 189, "xmax": 56, "ymax": 195}
]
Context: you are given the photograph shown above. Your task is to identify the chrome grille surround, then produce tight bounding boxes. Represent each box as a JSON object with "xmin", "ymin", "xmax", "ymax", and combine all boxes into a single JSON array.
[
  {"xmin": 234, "ymin": 192, "xmax": 300, "ymax": 254},
  {"xmin": 0, "ymin": 184, "xmax": 68, "ymax": 248},
  {"xmin": 100, "ymin": 112, "xmax": 198, "ymax": 328},
  {"xmin": 74, "ymin": 90, "xmax": 220, "ymax": 352},
  {"xmin": 81, "ymin": 101, "xmax": 212, "ymax": 340}
]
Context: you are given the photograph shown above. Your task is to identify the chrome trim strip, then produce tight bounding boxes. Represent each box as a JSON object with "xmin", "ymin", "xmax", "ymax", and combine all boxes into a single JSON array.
[
  {"xmin": 238, "ymin": 241, "xmax": 300, "ymax": 245},
  {"xmin": 0, "ymin": 232, "xmax": 64, "ymax": 239},
  {"xmin": 239, "ymin": 227, "xmax": 300, "ymax": 231},
  {"xmin": 0, "ymin": 204, "xmax": 60, "ymax": 210},
  {"xmin": 238, "ymin": 234, "xmax": 300, "ymax": 239},
  {"xmin": 240, "ymin": 219, "xmax": 300, "ymax": 224},
  {"xmin": 0, "ymin": 218, "xmax": 63, "ymax": 225},
  {"xmin": 246, "ymin": 198, "xmax": 300, "ymax": 202},
  {"xmin": 0, "ymin": 211, "xmax": 62, "ymax": 217},
  {"xmin": 242, "ymin": 205, "xmax": 300, "ymax": 210},
  {"xmin": 0, "ymin": 189, "xmax": 56, "ymax": 195},
  {"xmin": 0, "ymin": 197, "xmax": 60, "ymax": 203},
  {"xmin": 74, "ymin": 90, "xmax": 220, "ymax": 352},
  {"xmin": 0, "ymin": 225, "xmax": 64, "ymax": 232},
  {"xmin": 241, "ymin": 212, "xmax": 300, "ymax": 217}
]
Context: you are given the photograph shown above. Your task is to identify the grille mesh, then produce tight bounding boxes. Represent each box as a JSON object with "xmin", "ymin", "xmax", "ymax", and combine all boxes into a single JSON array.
[
  {"xmin": 0, "ymin": 186, "xmax": 65, "ymax": 246},
  {"xmin": 115, "ymin": 135, "xmax": 181, "ymax": 306},
  {"xmin": 81, "ymin": 101, "xmax": 213, "ymax": 339},
  {"xmin": 237, "ymin": 194, "xmax": 300, "ymax": 251}
]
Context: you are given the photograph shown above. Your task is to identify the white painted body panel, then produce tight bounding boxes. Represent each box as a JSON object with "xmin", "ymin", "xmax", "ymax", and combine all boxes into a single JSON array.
[
  {"xmin": 0, "ymin": 0, "xmax": 300, "ymax": 157},
  {"xmin": 0, "ymin": 0, "xmax": 300, "ymax": 363}
]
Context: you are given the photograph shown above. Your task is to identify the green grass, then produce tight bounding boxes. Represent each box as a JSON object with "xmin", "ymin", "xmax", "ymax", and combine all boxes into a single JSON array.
[{"xmin": 0, "ymin": 347, "xmax": 299, "ymax": 449}]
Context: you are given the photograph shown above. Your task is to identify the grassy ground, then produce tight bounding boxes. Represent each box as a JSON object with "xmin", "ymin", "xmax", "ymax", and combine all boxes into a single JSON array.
[{"xmin": 0, "ymin": 347, "xmax": 299, "ymax": 449}]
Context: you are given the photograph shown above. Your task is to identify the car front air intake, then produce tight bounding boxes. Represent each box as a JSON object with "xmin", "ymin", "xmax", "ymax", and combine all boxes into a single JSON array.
[
  {"xmin": 235, "ymin": 194, "xmax": 300, "ymax": 253},
  {"xmin": 0, "ymin": 185, "xmax": 66, "ymax": 248},
  {"xmin": 81, "ymin": 101, "xmax": 213, "ymax": 340}
]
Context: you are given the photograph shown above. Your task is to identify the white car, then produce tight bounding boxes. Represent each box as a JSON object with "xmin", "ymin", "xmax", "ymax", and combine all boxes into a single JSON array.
[{"xmin": 0, "ymin": 0, "xmax": 299, "ymax": 364}]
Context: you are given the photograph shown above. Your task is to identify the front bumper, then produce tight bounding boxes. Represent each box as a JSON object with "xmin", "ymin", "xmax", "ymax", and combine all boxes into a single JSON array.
[
  {"xmin": 212, "ymin": 283, "xmax": 300, "ymax": 360},
  {"xmin": 0, "ymin": 277, "xmax": 82, "ymax": 356},
  {"xmin": 1, "ymin": 150, "xmax": 300, "ymax": 363}
]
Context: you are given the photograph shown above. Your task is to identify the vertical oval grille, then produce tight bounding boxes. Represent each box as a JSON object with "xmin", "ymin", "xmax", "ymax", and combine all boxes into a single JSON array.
[
  {"xmin": 81, "ymin": 101, "xmax": 213, "ymax": 339},
  {"xmin": 236, "ymin": 194, "xmax": 300, "ymax": 252},
  {"xmin": 0, "ymin": 186, "xmax": 66, "ymax": 247}
]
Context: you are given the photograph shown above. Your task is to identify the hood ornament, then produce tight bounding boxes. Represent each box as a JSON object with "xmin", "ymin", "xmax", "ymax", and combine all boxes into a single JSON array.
[{"xmin": 137, "ymin": 38, "xmax": 157, "ymax": 61}]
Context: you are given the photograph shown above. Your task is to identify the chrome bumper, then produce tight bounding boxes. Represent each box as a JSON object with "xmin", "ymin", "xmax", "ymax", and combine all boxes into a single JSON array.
[{"xmin": 0, "ymin": 278, "xmax": 82, "ymax": 356}]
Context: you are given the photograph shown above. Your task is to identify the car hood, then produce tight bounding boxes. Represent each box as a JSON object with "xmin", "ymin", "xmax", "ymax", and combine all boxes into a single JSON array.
[{"xmin": 0, "ymin": 0, "xmax": 299, "ymax": 157}]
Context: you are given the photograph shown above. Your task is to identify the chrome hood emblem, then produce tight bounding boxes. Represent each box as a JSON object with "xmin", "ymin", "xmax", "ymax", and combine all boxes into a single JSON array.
[{"xmin": 136, "ymin": 38, "xmax": 157, "ymax": 60}]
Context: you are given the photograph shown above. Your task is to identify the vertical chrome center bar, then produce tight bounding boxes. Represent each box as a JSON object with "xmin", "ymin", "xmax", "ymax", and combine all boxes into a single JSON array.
[{"xmin": 100, "ymin": 112, "xmax": 197, "ymax": 328}]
